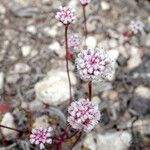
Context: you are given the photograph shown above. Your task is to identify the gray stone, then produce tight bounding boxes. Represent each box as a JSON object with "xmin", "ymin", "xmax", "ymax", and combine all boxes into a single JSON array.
[
  {"xmin": 33, "ymin": 115, "xmax": 49, "ymax": 128},
  {"xmin": 35, "ymin": 69, "xmax": 77, "ymax": 106},
  {"xmin": 101, "ymin": 1, "xmax": 111, "ymax": 11},
  {"xmin": 0, "ymin": 113, "xmax": 18, "ymax": 140},
  {"xmin": 13, "ymin": 63, "xmax": 31, "ymax": 73},
  {"xmin": 21, "ymin": 45, "xmax": 32, "ymax": 57},
  {"xmin": 135, "ymin": 86, "xmax": 150, "ymax": 99},
  {"xmin": 26, "ymin": 25, "xmax": 37, "ymax": 34},
  {"xmin": 86, "ymin": 36, "xmax": 97, "ymax": 48},
  {"xmin": 48, "ymin": 42, "xmax": 65, "ymax": 58},
  {"xmin": 108, "ymin": 39, "xmax": 118, "ymax": 48},
  {"xmin": 0, "ymin": 72, "xmax": 4, "ymax": 93},
  {"xmin": 97, "ymin": 131, "xmax": 131, "ymax": 150},
  {"xmin": 0, "ymin": 4, "xmax": 6, "ymax": 14},
  {"xmin": 6, "ymin": 74, "xmax": 20, "ymax": 84}
]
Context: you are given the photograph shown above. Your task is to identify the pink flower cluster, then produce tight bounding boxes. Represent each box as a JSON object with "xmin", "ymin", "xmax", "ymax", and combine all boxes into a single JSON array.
[
  {"xmin": 80, "ymin": 0, "xmax": 91, "ymax": 6},
  {"xmin": 67, "ymin": 98, "xmax": 100, "ymax": 132},
  {"xmin": 55, "ymin": 6, "xmax": 75, "ymax": 25},
  {"xmin": 129, "ymin": 20, "xmax": 144, "ymax": 34},
  {"xmin": 30, "ymin": 127, "xmax": 53, "ymax": 149},
  {"xmin": 76, "ymin": 47, "xmax": 112, "ymax": 81},
  {"xmin": 68, "ymin": 33, "xmax": 81, "ymax": 52}
]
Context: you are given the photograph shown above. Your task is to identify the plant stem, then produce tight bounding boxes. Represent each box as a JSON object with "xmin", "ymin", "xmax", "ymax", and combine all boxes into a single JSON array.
[
  {"xmin": 0, "ymin": 125, "xmax": 30, "ymax": 134},
  {"xmin": 65, "ymin": 25, "xmax": 72, "ymax": 104},
  {"xmin": 65, "ymin": 130, "xmax": 80, "ymax": 141},
  {"xmin": 57, "ymin": 143, "xmax": 62, "ymax": 150},
  {"xmin": 88, "ymin": 81, "xmax": 92, "ymax": 101},
  {"xmin": 61, "ymin": 125, "xmax": 71, "ymax": 138},
  {"xmin": 70, "ymin": 132, "xmax": 82, "ymax": 150},
  {"xmin": 82, "ymin": 5, "xmax": 87, "ymax": 38}
]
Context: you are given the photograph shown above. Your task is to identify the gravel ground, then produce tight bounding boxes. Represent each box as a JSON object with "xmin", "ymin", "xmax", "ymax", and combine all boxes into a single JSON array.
[{"xmin": 0, "ymin": 0, "xmax": 150, "ymax": 150}]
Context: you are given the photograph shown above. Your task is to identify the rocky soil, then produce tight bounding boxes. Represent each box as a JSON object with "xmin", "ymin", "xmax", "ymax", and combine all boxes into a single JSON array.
[{"xmin": 0, "ymin": 0, "xmax": 150, "ymax": 150}]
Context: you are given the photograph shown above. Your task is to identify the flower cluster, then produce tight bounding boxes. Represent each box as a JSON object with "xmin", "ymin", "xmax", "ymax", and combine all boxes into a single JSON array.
[
  {"xmin": 80, "ymin": 0, "xmax": 91, "ymax": 6},
  {"xmin": 30, "ymin": 127, "xmax": 53, "ymax": 149},
  {"xmin": 68, "ymin": 33, "xmax": 81, "ymax": 52},
  {"xmin": 55, "ymin": 6, "xmax": 75, "ymax": 25},
  {"xmin": 129, "ymin": 20, "xmax": 144, "ymax": 34},
  {"xmin": 75, "ymin": 47, "xmax": 112, "ymax": 81},
  {"xmin": 67, "ymin": 98, "xmax": 100, "ymax": 132}
]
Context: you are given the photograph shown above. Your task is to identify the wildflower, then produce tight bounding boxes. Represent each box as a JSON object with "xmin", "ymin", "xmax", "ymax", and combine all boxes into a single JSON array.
[
  {"xmin": 80, "ymin": 0, "xmax": 91, "ymax": 6},
  {"xmin": 75, "ymin": 47, "xmax": 112, "ymax": 81},
  {"xmin": 68, "ymin": 33, "xmax": 82, "ymax": 52},
  {"xmin": 30, "ymin": 127, "xmax": 53, "ymax": 149},
  {"xmin": 129, "ymin": 20, "xmax": 144, "ymax": 34},
  {"xmin": 55, "ymin": 6, "xmax": 75, "ymax": 25},
  {"xmin": 67, "ymin": 98, "xmax": 100, "ymax": 132}
]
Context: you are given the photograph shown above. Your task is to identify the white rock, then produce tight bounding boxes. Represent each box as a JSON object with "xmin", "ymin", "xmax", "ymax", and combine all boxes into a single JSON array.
[
  {"xmin": 107, "ymin": 50, "xmax": 119, "ymax": 81},
  {"xmin": 0, "ymin": 4, "xmax": 6, "ymax": 14},
  {"xmin": 26, "ymin": 25, "xmax": 37, "ymax": 34},
  {"xmin": 48, "ymin": 41, "xmax": 65, "ymax": 58},
  {"xmin": 68, "ymin": 0, "xmax": 78, "ymax": 9},
  {"xmin": 33, "ymin": 115, "xmax": 49, "ymax": 128},
  {"xmin": 108, "ymin": 50, "xmax": 119, "ymax": 61},
  {"xmin": 127, "ymin": 55, "xmax": 142, "ymax": 70},
  {"xmin": 0, "ymin": 72, "xmax": 4, "ymax": 92},
  {"xmin": 43, "ymin": 27, "xmax": 57, "ymax": 37},
  {"xmin": 135, "ymin": 86, "xmax": 150, "ymax": 99},
  {"xmin": 6, "ymin": 74, "xmax": 20, "ymax": 84},
  {"xmin": 84, "ymin": 132, "xmax": 96, "ymax": 150},
  {"xmin": 42, "ymin": 0, "xmax": 50, "ymax": 4},
  {"xmin": 35, "ymin": 70, "xmax": 77, "ymax": 106},
  {"xmin": 109, "ymin": 39, "xmax": 118, "ymax": 48},
  {"xmin": 98, "ymin": 40, "xmax": 109, "ymax": 49},
  {"xmin": 30, "ymin": 50, "xmax": 38, "ymax": 57},
  {"xmin": 129, "ymin": 46, "xmax": 139, "ymax": 56},
  {"xmin": 92, "ymin": 96, "xmax": 101, "ymax": 105},
  {"xmin": 101, "ymin": 1, "xmax": 110, "ymax": 11},
  {"xmin": 0, "ymin": 113, "xmax": 18, "ymax": 140},
  {"xmin": 145, "ymin": 34, "xmax": 150, "ymax": 47},
  {"xmin": 133, "ymin": 119, "xmax": 150, "ymax": 135},
  {"xmin": 97, "ymin": 131, "xmax": 131, "ymax": 150},
  {"xmin": 13, "ymin": 63, "xmax": 31, "ymax": 73},
  {"xmin": 21, "ymin": 45, "xmax": 32, "ymax": 57},
  {"xmin": 29, "ymin": 100, "xmax": 43, "ymax": 111},
  {"xmin": 86, "ymin": 36, "xmax": 97, "ymax": 48}
]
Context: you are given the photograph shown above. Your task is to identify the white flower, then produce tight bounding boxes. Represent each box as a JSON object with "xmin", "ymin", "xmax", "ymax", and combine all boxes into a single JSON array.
[
  {"xmin": 67, "ymin": 98, "xmax": 100, "ymax": 133},
  {"xmin": 55, "ymin": 6, "xmax": 75, "ymax": 25},
  {"xmin": 30, "ymin": 127, "xmax": 53, "ymax": 149},
  {"xmin": 68, "ymin": 33, "xmax": 82, "ymax": 52},
  {"xmin": 75, "ymin": 47, "xmax": 112, "ymax": 81}
]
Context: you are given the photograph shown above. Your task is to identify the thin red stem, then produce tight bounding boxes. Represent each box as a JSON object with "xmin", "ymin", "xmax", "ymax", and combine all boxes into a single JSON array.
[
  {"xmin": 70, "ymin": 132, "xmax": 82, "ymax": 150},
  {"xmin": 65, "ymin": 25, "xmax": 72, "ymax": 104},
  {"xmin": 0, "ymin": 125, "xmax": 30, "ymax": 134},
  {"xmin": 65, "ymin": 130, "xmax": 80, "ymax": 141},
  {"xmin": 61, "ymin": 125, "xmax": 71, "ymax": 138},
  {"xmin": 57, "ymin": 142, "xmax": 62, "ymax": 150},
  {"xmin": 82, "ymin": 6, "xmax": 87, "ymax": 38},
  {"xmin": 88, "ymin": 81, "xmax": 92, "ymax": 101}
]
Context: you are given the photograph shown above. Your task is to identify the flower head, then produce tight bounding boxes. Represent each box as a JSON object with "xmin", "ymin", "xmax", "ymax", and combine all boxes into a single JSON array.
[
  {"xmin": 68, "ymin": 33, "xmax": 82, "ymax": 52},
  {"xmin": 67, "ymin": 98, "xmax": 100, "ymax": 132},
  {"xmin": 75, "ymin": 47, "xmax": 112, "ymax": 81},
  {"xmin": 80, "ymin": 0, "xmax": 90, "ymax": 6},
  {"xmin": 30, "ymin": 127, "xmax": 53, "ymax": 149},
  {"xmin": 129, "ymin": 20, "xmax": 144, "ymax": 34},
  {"xmin": 55, "ymin": 6, "xmax": 75, "ymax": 25}
]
